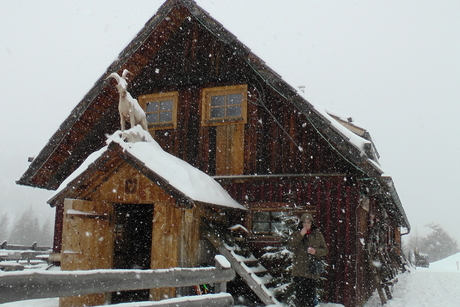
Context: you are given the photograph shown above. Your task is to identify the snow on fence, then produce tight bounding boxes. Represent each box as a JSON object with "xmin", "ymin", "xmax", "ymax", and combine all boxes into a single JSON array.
[
  {"xmin": 0, "ymin": 241, "xmax": 51, "ymax": 252},
  {"xmin": 96, "ymin": 293, "xmax": 234, "ymax": 307},
  {"xmin": 0, "ymin": 256, "xmax": 235, "ymax": 305},
  {"xmin": 0, "ymin": 241, "xmax": 52, "ymax": 271}
]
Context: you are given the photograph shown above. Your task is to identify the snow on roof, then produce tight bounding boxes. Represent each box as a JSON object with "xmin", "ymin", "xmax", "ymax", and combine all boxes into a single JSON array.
[
  {"xmin": 192, "ymin": 1, "xmax": 380, "ymax": 170},
  {"xmin": 295, "ymin": 90, "xmax": 373, "ymax": 157},
  {"xmin": 50, "ymin": 126, "xmax": 245, "ymax": 210}
]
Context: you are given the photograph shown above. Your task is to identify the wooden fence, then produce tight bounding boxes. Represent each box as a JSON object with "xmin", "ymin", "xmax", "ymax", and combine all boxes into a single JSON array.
[
  {"xmin": 1, "ymin": 241, "xmax": 51, "ymax": 252},
  {"xmin": 0, "ymin": 242, "xmax": 52, "ymax": 271},
  {"xmin": 0, "ymin": 256, "xmax": 235, "ymax": 306}
]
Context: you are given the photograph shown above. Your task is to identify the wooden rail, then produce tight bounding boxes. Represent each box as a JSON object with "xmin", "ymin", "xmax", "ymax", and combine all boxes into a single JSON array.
[
  {"xmin": 0, "ymin": 241, "xmax": 51, "ymax": 266},
  {"xmin": 0, "ymin": 241, "xmax": 51, "ymax": 251},
  {"xmin": 0, "ymin": 257, "xmax": 235, "ymax": 304},
  {"xmin": 96, "ymin": 293, "xmax": 234, "ymax": 307}
]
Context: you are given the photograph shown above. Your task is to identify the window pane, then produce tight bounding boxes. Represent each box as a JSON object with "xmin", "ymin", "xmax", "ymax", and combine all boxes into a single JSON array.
[
  {"xmin": 146, "ymin": 113, "xmax": 158, "ymax": 123},
  {"xmin": 210, "ymin": 107, "xmax": 225, "ymax": 118},
  {"xmin": 271, "ymin": 222, "xmax": 287, "ymax": 232},
  {"xmin": 253, "ymin": 222, "xmax": 270, "ymax": 234},
  {"xmin": 228, "ymin": 93, "xmax": 242, "ymax": 105},
  {"xmin": 160, "ymin": 111, "xmax": 173, "ymax": 122},
  {"xmin": 146, "ymin": 101, "xmax": 159, "ymax": 112},
  {"xmin": 253, "ymin": 211, "xmax": 270, "ymax": 222},
  {"xmin": 271, "ymin": 211, "xmax": 288, "ymax": 220},
  {"xmin": 226, "ymin": 105, "xmax": 241, "ymax": 117},
  {"xmin": 160, "ymin": 100, "xmax": 173, "ymax": 111},
  {"xmin": 211, "ymin": 95, "xmax": 226, "ymax": 106}
]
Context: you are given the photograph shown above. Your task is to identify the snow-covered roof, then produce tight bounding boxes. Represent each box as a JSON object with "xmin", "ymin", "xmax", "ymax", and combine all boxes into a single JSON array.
[
  {"xmin": 20, "ymin": 0, "xmax": 407, "ymax": 228},
  {"xmin": 49, "ymin": 126, "xmax": 245, "ymax": 210},
  {"xmin": 17, "ymin": 0, "xmax": 384, "ymax": 190}
]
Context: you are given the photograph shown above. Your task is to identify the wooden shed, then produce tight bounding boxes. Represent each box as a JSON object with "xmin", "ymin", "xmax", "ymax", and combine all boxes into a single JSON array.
[
  {"xmin": 17, "ymin": 0, "xmax": 410, "ymax": 306},
  {"xmin": 46, "ymin": 128, "xmax": 245, "ymax": 305}
]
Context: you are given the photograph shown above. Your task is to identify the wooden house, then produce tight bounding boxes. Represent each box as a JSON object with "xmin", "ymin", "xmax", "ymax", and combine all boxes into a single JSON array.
[{"xmin": 17, "ymin": 0, "xmax": 410, "ymax": 306}]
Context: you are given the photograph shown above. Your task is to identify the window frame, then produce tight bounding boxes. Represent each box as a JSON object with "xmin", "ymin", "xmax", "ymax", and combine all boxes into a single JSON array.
[
  {"xmin": 201, "ymin": 84, "xmax": 248, "ymax": 126},
  {"xmin": 138, "ymin": 91, "xmax": 178, "ymax": 130},
  {"xmin": 251, "ymin": 210, "xmax": 290, "ymax": 236},
  {"xmin": 248, "ymin": 204, "xmax": 316, "ymax": 238}
]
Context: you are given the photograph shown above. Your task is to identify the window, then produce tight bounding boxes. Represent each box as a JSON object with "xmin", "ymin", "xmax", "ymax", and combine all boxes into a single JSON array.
[
  {"xmin": 201, "ymin": 84, "xmax": 247, "ymax": 126},
  {"xmin": 138, "ymin": 92, "xmax": 178, "ymax": 130},
  {"xmin": 252, "ymin": 211, "xmax": 288, "ymax": 235}
]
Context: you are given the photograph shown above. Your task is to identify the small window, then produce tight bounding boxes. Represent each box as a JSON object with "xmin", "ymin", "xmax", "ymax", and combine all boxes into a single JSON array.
[
  {"xmin": 138, "ymin": 92, "xmax": 178, "ymax": 130},
  {"xmin": 252, "ymin": 211, "xmax": 288, "ymax": 235},
  {"xmin": 201, "ymin": 84, "xmax": 247, "ymax": 126}
]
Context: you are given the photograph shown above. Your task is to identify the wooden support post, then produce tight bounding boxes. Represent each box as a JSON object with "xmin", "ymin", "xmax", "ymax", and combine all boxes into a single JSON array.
[{"xmin": 214, "ymin": 255, "xmax": 231, "ymax": 293}]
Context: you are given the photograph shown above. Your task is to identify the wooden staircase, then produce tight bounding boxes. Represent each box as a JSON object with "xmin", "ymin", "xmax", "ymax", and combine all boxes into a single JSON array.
[{"xmin": 204, "ymin": 230, "xmax": 282, "ymax": 306}]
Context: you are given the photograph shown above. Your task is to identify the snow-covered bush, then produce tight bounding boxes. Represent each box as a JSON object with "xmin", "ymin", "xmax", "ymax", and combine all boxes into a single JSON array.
[{"xmin": 260, "ymin": 214, "xmax": 298, "ymax": 306}]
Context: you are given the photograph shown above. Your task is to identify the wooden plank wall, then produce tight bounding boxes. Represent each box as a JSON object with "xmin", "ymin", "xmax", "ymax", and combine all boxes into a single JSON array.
[
  {"xmin": 126, "ymin": 16, "xmax": 356, "ymax": 180},
  {"xmin": 54, "ymin": 163, "xmax": 205, "ymax": 304},
  {"xmin": 146, "ymin": 82, "xmax": 353, "ymax": 179},
  {"xmin": 222, "ymin": 177, "xmax": 364, "ymax": 307}
]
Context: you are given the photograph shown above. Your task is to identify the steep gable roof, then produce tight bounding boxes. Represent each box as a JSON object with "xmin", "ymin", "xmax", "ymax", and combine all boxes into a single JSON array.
[
  {"xmin": 17, "ymin": 0, "xmax": 375, "ymax": 189},
  {"xmin": 16, "ymin": 0, "xmax": 408, "ymax": 228}
]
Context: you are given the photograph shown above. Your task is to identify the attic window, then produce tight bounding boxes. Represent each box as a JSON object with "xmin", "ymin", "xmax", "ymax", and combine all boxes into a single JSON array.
[
  {"xmin": 138, "ymin": 92, "xmax": 178, "ymax": 130},
  {"xmin": 201, "ymin": 84, "xmax": 247, "ymax": 126}
]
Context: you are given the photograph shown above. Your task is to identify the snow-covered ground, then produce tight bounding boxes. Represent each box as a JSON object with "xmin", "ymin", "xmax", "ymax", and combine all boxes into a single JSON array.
[
  {"xmin": 363, "ymin": 252, "xmax": 460, "ymax": 307},
  {"xmin": 2, "ymin": 253, "xmax": 460, "ymax": 307}
]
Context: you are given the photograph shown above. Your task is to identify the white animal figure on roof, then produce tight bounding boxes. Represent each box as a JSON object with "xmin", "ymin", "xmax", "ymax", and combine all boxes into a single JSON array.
[{"xmin": 107, "ymin": 69, "xmax": 148, "ymax": 131}]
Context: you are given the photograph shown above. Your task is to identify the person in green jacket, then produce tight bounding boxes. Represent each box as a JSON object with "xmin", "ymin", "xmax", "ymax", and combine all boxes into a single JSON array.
[{"xmin": 287, "ymin": 212, "xmax": 328, "ymax": 307}]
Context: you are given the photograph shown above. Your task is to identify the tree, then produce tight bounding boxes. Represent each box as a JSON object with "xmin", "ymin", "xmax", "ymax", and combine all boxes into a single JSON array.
[
  {"xmin": 260, "ymin": 214, "xmax": 300, "ymax": 306},
  {"xmin": 39, "ymin": 218, "xmax": 54, "ymax": 246},
  {"xmin": 0, "ymin": 212, "xmax": 10, "ymax": 242},
  {"xmin": 418, "ymin": 224, "xmax": 459, "ymax": 262},
  {"xmin": 9, "ymin": 206, "xmax": 41, "ymax": 245}
]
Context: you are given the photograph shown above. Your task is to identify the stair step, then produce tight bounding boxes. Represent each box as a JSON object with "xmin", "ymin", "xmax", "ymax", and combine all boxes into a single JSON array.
[
  {"xmin": 205, "ymin": 230, "xmax": 282, "ymax": 306},
  {"xmin": 242, "ymin": 259, "xmax": 260, "ymax": 267},
  {"xmin": 245, "ymin": 264, "xmax": 268, "ymax": 274},
  {"xmin": 253, "ymin": 273, "xmax": 272, "ymax": 285}
]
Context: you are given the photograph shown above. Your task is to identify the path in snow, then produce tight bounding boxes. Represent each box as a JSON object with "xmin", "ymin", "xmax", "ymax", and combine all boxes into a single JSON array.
[{"xmin": 363, "ymin": 269, "xmax": 460, "ymax": 307}]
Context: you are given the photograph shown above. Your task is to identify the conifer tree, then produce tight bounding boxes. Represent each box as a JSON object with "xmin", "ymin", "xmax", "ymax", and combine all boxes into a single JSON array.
[
  {"xmin": 0, "ymin": 212, "xmax": 10, "ymax": 242},
  {"xmin": 260, "ymin": 214, "xmax": 298, "ymax": 306},
  {"xmin": 419, "ymin": 223, "xmax": 459, "ymax": 262},
  {"xmin": 9, "ymin": 207, "xmax": 41, "ymax": 245},
  {"xmin": 39, "ymin": 218, "xmax": 54, "ymax": 246}
]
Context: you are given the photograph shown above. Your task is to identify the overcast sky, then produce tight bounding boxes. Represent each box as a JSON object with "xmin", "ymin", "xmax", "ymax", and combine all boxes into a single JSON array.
[{"xmin": 1, "ymin": 0, "xmax": 460, "ymax": 244}]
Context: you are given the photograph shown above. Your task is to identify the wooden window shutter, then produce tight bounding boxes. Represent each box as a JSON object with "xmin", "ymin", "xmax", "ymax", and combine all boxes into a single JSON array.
[{"xmin": 215, "ymin": 124, "xmax": 244, "ymax": 175}]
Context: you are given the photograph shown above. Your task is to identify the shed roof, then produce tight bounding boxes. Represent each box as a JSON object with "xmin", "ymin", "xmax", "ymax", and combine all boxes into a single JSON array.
[{"xmin": 48, "ymin": 126, "xmax": 245, "ymax": 210}]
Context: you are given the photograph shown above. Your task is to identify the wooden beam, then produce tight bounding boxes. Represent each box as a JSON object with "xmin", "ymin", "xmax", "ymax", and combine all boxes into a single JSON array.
[
  {"xmin": 0, "ymin": 267, "xmax": 235, "ymax": 304},
  {"xmin": 119, "ymin": 293, "xmax": 234, "ymax": 307}
]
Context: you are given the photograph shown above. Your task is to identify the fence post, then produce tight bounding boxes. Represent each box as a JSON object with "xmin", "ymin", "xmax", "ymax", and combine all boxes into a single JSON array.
[{"xmin": 214, "ymin": 255, "xmax": 231, "ymax": 293}]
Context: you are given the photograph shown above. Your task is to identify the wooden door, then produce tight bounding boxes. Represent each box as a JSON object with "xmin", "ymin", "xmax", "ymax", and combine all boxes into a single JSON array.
[
  {"xmin": 215, "ymin": 124, "xmax": 244, "ymax": 175},
  {"xmin": 60, "ymin": 199, "xmax": 114, "ymax": 307}
]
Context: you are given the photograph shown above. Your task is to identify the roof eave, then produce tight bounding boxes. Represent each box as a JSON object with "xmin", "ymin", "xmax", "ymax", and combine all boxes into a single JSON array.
[
  {"xmin": 49, "ymin": 141, "xmax": 245, "ymax": 211},
  {"xmin": 16, "ymin": 0, "xmax": 189, "ymax": 189}
]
